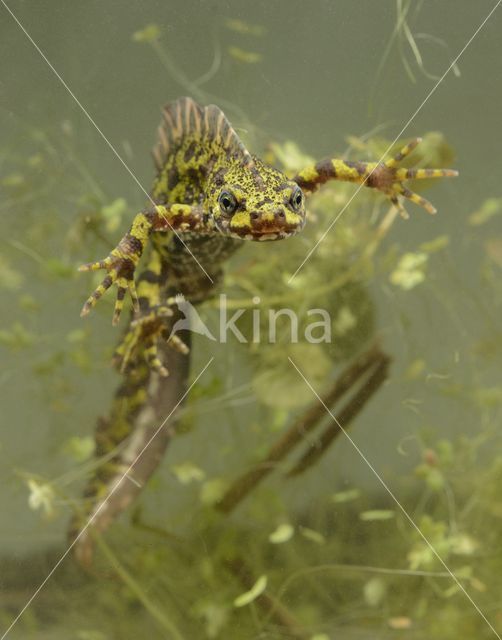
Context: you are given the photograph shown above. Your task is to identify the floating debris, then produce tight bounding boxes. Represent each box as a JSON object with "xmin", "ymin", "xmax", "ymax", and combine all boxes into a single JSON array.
[
  {"xmin": 224, "ymin": 18, "xmax": 266, "ymax": 37},
  {"xmin": 233, "ymin": 575, "xmax": 267, "ymax": 607},
  {"xmin": 227, "ymin": 47, "xmax": 262, "ymax": 64}
]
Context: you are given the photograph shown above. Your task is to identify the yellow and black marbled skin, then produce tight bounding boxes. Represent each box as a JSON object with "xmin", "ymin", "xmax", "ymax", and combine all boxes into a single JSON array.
[{"xmin": 73, "ymin": 98, "xmax": 457, "ymax": 562}]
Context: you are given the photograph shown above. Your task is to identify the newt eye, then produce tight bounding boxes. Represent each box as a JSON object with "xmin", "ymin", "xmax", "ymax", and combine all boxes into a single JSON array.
[
  {"xmin": 290, "ymin": 186, "xmax": 304, "ymax": 212},
  {"xmin": 218, "ymin": 190, "xmax": 238, "ymax": 215}
]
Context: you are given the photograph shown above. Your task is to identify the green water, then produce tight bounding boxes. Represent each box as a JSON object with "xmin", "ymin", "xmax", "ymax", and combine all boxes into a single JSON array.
[{"xmin": 1, "ymin": 1, "xmax": 501, "ymax": 638}]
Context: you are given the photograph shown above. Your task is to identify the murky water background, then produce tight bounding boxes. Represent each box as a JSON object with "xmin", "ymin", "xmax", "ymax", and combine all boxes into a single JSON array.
[{"xmin": 1, "ymin": 1, "xmax": 501, "ymax": 638}]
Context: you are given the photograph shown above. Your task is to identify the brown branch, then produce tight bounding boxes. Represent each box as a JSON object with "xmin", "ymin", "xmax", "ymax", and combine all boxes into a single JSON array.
[
  {"xmin": 287, "ymin": 352, "xmax": 391, "ymax": 476},
  {"xmin": 216, "ymin": 342, "xmax": 386, "ymax": 515}
]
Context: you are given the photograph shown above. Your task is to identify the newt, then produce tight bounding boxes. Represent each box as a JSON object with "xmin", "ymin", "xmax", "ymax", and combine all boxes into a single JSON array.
[{"xmin": 71, "ymin": 97, "xmax": 457, "ymax": 563}]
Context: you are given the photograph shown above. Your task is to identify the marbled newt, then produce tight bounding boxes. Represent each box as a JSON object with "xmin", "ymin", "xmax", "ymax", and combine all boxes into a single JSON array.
[{"xmin": 72, "ymin": 97, "xmax": 457, "ymax": 563}]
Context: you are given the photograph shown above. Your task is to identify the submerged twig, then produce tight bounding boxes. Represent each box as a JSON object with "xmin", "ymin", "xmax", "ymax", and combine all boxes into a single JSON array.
[
  {"xmin": 216, "ymin": 342, "xmax": 388, "ymax": 514},
  {"xmin": 287, "ymin": 352, "xmax": 391, "ymax": 476}
]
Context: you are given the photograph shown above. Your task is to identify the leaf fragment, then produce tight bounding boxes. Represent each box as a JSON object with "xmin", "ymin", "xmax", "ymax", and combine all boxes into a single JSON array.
[{"xmin": 233, "ymin": 575, "xmax": 267, "ymax": 607}]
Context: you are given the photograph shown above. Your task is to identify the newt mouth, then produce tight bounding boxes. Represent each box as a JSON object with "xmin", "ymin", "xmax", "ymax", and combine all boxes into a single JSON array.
[
  {"xmin": 231, "ymin": 218, "xmax": 305, "ymax": 239},
  {"xmin": 235, "ymin": 226, "xmax": 302, "ymax": 241},
  {"xmin": 224, "ymin": 228, "xmax": 294, "ymax": 241},
  {"xmin": 216, "ymin": 215, "xmax": 305, "ymax": 241},
  {"xmin": 255, "ymin": 231, "xmax": 286, "ymax": 241}
]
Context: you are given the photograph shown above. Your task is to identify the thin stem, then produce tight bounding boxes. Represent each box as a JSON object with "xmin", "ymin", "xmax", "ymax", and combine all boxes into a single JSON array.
[{"xmin": 95, "ymin": 535, "xmax": 186, "ymax": 640}]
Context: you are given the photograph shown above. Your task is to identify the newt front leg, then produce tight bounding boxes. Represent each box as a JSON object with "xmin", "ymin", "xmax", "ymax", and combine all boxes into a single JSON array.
[
  {"xmin": 79, "ymin": 204, "xmax": 209, "ymax": 324},
  {"xmin": 293, "ymin": 138, "xmax": 458, "ymax": 218}
]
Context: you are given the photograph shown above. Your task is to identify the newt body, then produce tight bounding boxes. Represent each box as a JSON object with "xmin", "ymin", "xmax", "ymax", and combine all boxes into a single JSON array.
[{"xmin": 72, "ymin": 97, "xmax": 457, "ymax": 563}]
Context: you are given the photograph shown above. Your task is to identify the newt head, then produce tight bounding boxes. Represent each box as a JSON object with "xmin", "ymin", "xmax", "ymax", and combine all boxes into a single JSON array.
[{"xmin": 207, "ymin": 157, "xmax": 306, "ymax": 241}]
